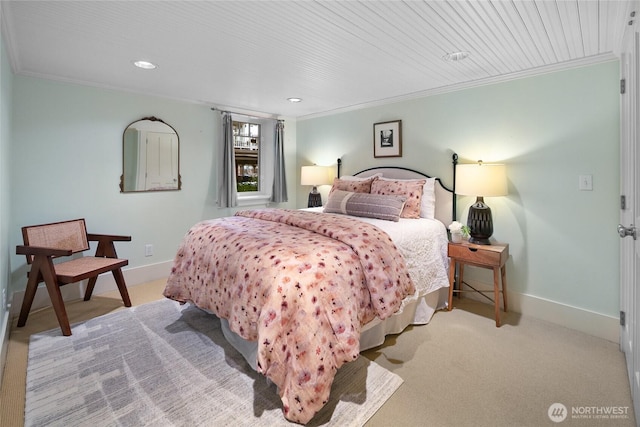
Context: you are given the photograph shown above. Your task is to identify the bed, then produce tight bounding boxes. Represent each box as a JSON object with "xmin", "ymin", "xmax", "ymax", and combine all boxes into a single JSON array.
[{"xmin": 163, "ymin": 157, "xmax": 457, "ymax": 424}]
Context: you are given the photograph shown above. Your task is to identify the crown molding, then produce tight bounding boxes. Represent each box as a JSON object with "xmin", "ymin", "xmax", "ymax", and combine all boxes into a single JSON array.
[{"xmin": 298, "ymin": 53, "xmax": 619, "ymax": 121}]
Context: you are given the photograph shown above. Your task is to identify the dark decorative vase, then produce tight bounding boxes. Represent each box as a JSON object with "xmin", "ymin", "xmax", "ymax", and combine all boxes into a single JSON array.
[{"xmin": 467, "ymin": 196, "xmax": 493, "ymax": 245}]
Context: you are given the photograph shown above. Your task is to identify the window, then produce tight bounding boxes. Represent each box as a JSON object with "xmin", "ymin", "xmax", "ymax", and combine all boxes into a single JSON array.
[
  {"xmin": 233, "ymin": 120, "xmax": 260, "ymax": 192},
  {"xmin": 231, "ymin": 115, "xmax": 275, "ymax": 205}
]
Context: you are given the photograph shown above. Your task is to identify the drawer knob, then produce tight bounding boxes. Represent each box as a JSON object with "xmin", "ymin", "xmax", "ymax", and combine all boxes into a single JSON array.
[{"xmin": 468, "ymin": 248, "xmax": 478, "ymax": 252}]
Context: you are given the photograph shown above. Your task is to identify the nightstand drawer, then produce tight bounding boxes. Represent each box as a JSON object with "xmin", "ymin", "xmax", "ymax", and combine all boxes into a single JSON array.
[{"xmin": 448, "ymin": 242, "xmax": 508, "ymax": 267}]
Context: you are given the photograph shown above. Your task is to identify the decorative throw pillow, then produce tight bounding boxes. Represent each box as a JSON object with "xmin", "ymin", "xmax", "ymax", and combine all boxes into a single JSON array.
[
  {"xmin": 371, "ymin": 178, "xmax": 426, "ymax": 219},
  {"xmin": 329, "ymin": 176, "xmax": 378, "ymax": 196},
  {"xmin": 324, "ymin": 190, "xmax": 406, "ymax": 222},
  {"xmin": 377, "ymin": 176, "xmax": 436, "ymax": 219}
]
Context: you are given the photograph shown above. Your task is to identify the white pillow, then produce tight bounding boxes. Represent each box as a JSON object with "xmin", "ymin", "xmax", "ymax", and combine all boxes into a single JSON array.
[
  {"xmin": 420, "ymin": 177, "xmax": 436, "ymax": 219},
  {"xmin": 377, "ymin": 176, "xmax": 436, "ymax": 219},
  {"xmin": 339, "ymin": 172, "xmax": 383, "ymax": 181}
]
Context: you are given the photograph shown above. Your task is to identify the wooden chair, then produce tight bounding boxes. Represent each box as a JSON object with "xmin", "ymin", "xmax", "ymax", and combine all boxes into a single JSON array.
[{"xmin": 16, "ymin": 218, "xmax": 132, "ymax": 336}]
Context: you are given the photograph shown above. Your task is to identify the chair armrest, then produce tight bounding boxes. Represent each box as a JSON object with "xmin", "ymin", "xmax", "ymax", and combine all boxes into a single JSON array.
[
  {"xmin": 16, "ymin": 245, "xmax": 72, "ymax": 257},
  {"xmin": 87, "ymin": 233, "xmax": 132, "ymax": 242},
  {"xmin": 87, "ymin": 234, "xmax": 131, "ymax": 259}
]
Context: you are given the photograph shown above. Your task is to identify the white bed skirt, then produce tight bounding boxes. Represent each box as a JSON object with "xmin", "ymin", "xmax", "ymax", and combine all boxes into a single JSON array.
[{"xmin": 218, "ymin": 286, "xmax": 449, "ymax": 371}]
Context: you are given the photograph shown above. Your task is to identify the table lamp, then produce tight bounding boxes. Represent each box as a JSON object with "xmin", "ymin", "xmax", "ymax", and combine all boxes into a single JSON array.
[
  {"xmin": 301, "ymin": 165, "xmax": 332, "ymax": 207},
  {"xmin": 456, "ymin": 161, "xmax": 507, "ymax": 245}
]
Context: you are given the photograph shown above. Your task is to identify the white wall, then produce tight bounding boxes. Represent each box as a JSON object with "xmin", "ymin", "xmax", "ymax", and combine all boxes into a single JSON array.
[
  {"xmin": 1, "ymin": 22, "xmax": 14, "ymax": 379},
  {"xmin": 297, "ymin": 61, "xmax": 621, "ymax": 340},
  {"xmin": 9, "ymin": 76, "xmax": 297, "ymax": 298}
]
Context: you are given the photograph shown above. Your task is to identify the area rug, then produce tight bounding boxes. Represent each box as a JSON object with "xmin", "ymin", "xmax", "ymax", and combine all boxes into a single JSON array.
[{"xmin": 25, "ymin": 298, "xmax": 403, "ymax": 426}]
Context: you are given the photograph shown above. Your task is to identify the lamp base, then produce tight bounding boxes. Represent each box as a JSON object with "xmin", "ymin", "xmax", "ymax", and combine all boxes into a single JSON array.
[
  {"xmin": 468, "ymin": 236, "xmax": 491, "ymax": 245},
  {"xmin": 307, "ymin": 188, "xmax": 322, "ymax": 208},
  {"xmin": 467, "ymin": 196, "xmax": 493, "ymax": 245}
]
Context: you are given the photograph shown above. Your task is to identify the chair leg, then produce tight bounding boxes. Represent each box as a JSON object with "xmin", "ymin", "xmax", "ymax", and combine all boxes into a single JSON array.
[
  {"xmin": 18, "ymin": 256, "xmax": 71, "ymax": 335},
  {"xmin": 40, "ymin": 258, "xmax": 72, "ymax": 336},
  {"xmin": 17, "ymin": 265, "xmax": 42, "ymax": 328},
  {"xmin": 43, "ymin": 281, "xmax": 72, "ymax": 336},
  {"xmin": 112, "ymin": 268, "xmax": 131, "ymax": 307},
  {"xmin": 84, "ymin": 277, "xmax": 97, "ymax": 301}
]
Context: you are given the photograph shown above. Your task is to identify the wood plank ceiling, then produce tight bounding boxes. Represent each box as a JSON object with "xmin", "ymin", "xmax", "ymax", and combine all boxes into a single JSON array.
[{"xmin": 1, "ymin": 0, "xmax": 635, "ymax": 118}]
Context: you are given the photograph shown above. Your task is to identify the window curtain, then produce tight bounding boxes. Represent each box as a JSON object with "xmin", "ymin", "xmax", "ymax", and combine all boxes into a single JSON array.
[
  {"xmin": 217, "ymin": 112, "xmax": 238, "ymax": 208},
  {"xmin": 271, "ymin": 120, "xmax": 288, "ymax": 203}
]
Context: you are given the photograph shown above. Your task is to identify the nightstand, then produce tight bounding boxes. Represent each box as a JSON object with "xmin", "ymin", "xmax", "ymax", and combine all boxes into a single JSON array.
[{"xmin": 447, "ymin": 241, "xmax": 509, "ymax": 327}]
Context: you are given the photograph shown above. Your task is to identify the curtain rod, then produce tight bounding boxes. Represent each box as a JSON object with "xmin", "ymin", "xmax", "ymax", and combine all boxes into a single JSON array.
[{"xmin": 210, "ymin": 107, "xmax": 279, "ymax": 120}]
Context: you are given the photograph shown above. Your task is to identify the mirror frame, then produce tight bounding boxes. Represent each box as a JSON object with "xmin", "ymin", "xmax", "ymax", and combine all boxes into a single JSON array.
[{"xmin": 120, "ymin": 116, "xmax": 181, "ymax": 193}]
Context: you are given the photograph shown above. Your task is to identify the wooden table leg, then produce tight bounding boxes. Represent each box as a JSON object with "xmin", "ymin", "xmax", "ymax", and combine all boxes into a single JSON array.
[
  {"xmin": 448, "ymin": 258, "xmax": 456, "ymax": 311},
  {"xmin": 493, "ymin": 267, "xmax": 501, "ymax": 327},
  {"xmin": 501, "ymin": 265, "xmax": 508, "ymax": 312}
]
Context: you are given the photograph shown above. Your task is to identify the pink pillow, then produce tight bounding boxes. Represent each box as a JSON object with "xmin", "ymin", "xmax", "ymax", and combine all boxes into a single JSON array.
[
  {"xmin": 370, "ymin": 179, "xmax": 426, "ymax": 218},
  {"xmin": 377, "ymin": 176, "xmax": 436, "ymax": 219},
  {"xmin": 329, "ymin": 176, "xmax": 378, "ymax": 195}
]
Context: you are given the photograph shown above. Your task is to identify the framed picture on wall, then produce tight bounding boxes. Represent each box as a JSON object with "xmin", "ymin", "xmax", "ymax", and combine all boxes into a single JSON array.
[{"xmin": 373, "ymin": 120, "xmax": 402, "ymax": 158}]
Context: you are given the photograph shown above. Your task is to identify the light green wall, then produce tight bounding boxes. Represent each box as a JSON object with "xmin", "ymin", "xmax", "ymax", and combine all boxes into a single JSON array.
[
  {"xmin": 297, "ymin": 61, "xmax": 621, "ymax": 318},
  {"xmin": 5, "ymin": 59, "xmax": 621, "ymax": 319},
  {"xmin": 1, "ymin": 30, "xmax": 13, "ymax": 316},
  {"xmin": 9, "ymin": 76, "xmax": 297, "ymax": 294}
]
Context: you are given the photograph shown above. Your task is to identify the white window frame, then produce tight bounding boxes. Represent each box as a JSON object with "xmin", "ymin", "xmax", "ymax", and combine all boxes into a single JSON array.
[{"xmin": 232, "ymin": 115, "xmax": 275, "ymax": 206}]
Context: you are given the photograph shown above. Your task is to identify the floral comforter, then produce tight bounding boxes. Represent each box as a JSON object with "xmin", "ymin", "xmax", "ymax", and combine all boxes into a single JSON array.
[{"xmin": 163, "ymin": 209, "xmax": 415, "ymax": 424}]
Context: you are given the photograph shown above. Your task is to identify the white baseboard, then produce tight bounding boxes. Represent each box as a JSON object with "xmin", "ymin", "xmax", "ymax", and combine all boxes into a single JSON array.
[
  {"xmin": 7, "ymin": 263, "xmax": 620, "ymax": 344},
  {"xmin": 0, "ymin": 307, "xmax": 10, "ymax": 387},
  {"xmin": 513, "ymin": 292, "xmax": 619, "ymax": 343},
  {"xmin": 9, "ymin": 260, "xmax": 173, "ymax": 318},
  {"xmin": 461, "ymin": 278, "xmax": 620, "ymax": 343}
]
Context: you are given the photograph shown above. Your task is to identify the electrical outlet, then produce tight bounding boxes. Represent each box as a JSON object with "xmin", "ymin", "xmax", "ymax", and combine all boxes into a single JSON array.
[{"xmin": 145, "ymin": 244, "xmax": 154, "ymax": 257}]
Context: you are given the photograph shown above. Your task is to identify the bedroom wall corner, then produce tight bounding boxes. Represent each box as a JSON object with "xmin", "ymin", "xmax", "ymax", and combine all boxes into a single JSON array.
[
  {"xmin": 10, "ymin": 77, "xmax": 219, "ymax": 281},
  {"xmin": 7, "ymin": 76, "xmax": 300, "ymax": 321},
  {"xmin": 296, "ymin": 60, "xmax": 622, "ymax": 340},
  {"xmin": 0, "ymin": 19, "xmax": 14, "ymax": 386},
  {"xmin": 460, "ymin": 279, "xmax": 620, "ymax": 343},
  {"xmin": 280, "ymin": 116, "xmax": 298, "ymax": 209},
  {"xmin": 8, "ymin": 77, "xmax": 218, "ymax": 297}
]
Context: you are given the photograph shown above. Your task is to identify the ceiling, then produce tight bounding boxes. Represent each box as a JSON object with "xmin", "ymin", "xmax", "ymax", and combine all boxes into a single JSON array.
[{"xmin": 0, "ymin": 1, "xmax": 636, "ymax": 119}]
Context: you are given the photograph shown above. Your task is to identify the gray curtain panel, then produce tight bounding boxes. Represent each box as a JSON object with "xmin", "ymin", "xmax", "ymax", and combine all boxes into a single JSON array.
[
  {"xmin": 271, "ymin": 120, "xmax": 288, "ymax": 203},
  {"xmin": 217, "ymin": 112, "xmax": 238, "ymax": 208}
]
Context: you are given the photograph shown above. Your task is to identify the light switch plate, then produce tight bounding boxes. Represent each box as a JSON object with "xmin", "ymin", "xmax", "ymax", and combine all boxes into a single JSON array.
[{"xmin": 579, "ymin": 174, "xmax": 593, "ymax": 191}]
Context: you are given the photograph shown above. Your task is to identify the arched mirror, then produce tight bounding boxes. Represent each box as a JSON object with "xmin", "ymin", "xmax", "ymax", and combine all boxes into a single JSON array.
[{"xmin": 120, "ymin": 117, "xmax": 181, "ymax": 192}]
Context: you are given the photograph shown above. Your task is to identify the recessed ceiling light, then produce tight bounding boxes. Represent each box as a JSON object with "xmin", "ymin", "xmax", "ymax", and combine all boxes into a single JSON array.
[
  {"xmin": 443, "ymin": 51, "xmax": 469, "ymax": 62},
  {"xmin": 287, "ymin": 97, "xmax": 302, "ymax": 103},
  {"xmin": 133, "ymin": 60, "xmax": 157, "ymax": 70}
]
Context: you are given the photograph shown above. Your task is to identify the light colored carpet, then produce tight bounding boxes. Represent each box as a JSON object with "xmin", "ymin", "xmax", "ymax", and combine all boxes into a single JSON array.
[
  {"xmin": 2, "ymin": 280, "xmax": 637, "ymax": 426},
  {"xmin": 24, "ymin": 298, "xmax": 402, "ymax": 427},
  {"xmin": 363, "ymin": 299, "xmax": 636, "ymax": 427}
]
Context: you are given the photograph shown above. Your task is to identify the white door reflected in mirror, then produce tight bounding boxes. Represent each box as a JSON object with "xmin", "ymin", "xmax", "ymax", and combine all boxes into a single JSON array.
[{"xmin": 121, "ymin": 117, "xmax": 181, "ymax": 192}]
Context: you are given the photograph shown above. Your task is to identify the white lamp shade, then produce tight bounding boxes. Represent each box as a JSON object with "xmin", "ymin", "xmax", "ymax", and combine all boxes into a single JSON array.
[
  {"xmin": 456, "ymin": 163, "xmax": 507, "ymax": 197},
  {"xmin": 301, "ymin": 165, "xmax": 332, "ymax": 186}
]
